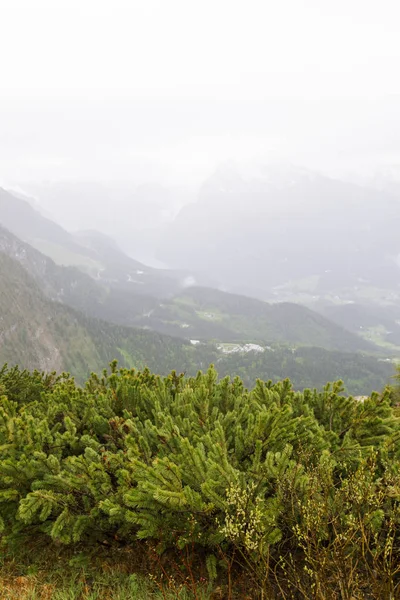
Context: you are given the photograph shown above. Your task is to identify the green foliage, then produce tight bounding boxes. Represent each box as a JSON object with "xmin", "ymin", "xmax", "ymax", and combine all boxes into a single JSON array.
[{"xmin": 1, "ymin": 363, "xmax": 400, "ymax": 597}]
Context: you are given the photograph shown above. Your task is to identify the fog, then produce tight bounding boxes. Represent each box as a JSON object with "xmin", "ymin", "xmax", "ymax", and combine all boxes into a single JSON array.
[
  {"xmin": 1, "ymin": 0, "xmax": 400, "ymax": 287},
  {"xmin": 1, "ymin": 0, "xmax": 400, "ymax": 185}
]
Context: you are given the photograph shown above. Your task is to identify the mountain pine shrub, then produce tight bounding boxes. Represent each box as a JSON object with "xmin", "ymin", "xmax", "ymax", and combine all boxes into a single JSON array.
[{"xmin": 0, "ymin": 361, "xmax": 400, "ymax": 598}]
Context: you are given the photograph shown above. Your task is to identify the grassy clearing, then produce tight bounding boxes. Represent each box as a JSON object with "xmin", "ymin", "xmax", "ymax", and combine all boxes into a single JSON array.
[
  {"xmin": 172, "ymin": 296, "xmax": 197, "ymax": 308},
  {"xmin": 0, "ymin": 544, "xmax": 214, "ymax": 600}
]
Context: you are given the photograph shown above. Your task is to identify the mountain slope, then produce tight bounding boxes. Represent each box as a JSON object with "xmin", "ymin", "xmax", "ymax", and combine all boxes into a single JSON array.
[
  {"xmin": 137, "ymin": 286, "xmax": 381, "ymax": 353},
  {"xmin": 318, "ymin": 302, "xmax": 400, "ymax": 351},
  {"xmin": 0, "ymin": 187, "xmax": 188, "ymax": 296},
  {"xmin": 0, "ymin": 252, "xmax": 199, "ymax": 380},
  {"xmin": 0, "ymin": 224, "xmax": 161, "ymax": 324},
  {"xmin": 0, "ymin": 226, "xmax": 386, "ymax": 355},
  {"xmin": 1, "ymin": 225, "xmax": 381, "ymax": 354}
]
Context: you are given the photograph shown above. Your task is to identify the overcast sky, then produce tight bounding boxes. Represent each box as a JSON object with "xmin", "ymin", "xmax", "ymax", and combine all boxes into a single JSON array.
[{"xmin": 1, "ymin": 0, "xmax": 400, "ymax": 184}]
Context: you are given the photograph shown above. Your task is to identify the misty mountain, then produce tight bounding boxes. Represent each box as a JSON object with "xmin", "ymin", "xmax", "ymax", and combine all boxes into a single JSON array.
[
  {"xmin": 0, "ymin": 250, "xmax": 200, "ymax": 380},
  {"xmin": 0, "ymin": 187, "xmax": 194, "ymax": 297},
  {"xmin": 157, "ymin": 163, "xmax": 400, "ymax": 302},
  {"xmin": 348, "ymin": 165, "xmax": 400, "ymax": 198},
  {"xmin": 0, "ymin": 224, "xmax": 160, "ymax": 325},
  {"xmin": 0, "ymin": 224, "xmax": 380, "ymax": 355},
  {"xmin": 0, "ymin": 187, "xmax": 88, "ymax": 261},
  {"xmin": 70, "ymin": 228, "xmax": 193, "ymax": 296},
  {"xmin": 318, "ymin": 302, "xmax": 400, "ymax": 351},
  {"xmin": 19, "ymin": 180, "xmax": 195, "ymax": 264}
]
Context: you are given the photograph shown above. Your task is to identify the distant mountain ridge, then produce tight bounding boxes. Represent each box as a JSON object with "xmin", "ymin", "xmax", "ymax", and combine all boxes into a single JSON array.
[
  {"xmin": 157, "ymin": 163, "xmax": 400, "ymax": 300},
  {"xmin": 0, "ymin": 172, "xmax": 397, "ymax": 394},
  {"xmin": 17, "ymin": 180, "xmax": 195, "ymax": 263},
  {"xmin": 318, "ymin": 302, "xmax": 400, "ymax": 351}
]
